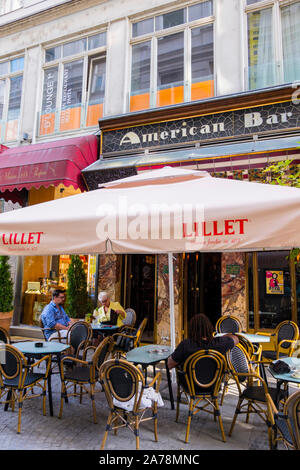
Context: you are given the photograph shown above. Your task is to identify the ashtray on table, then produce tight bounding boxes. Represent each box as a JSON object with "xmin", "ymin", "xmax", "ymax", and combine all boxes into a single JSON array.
[{"xmin": 147, "ymin": 347, "xmax": 170, "ymax": 354}]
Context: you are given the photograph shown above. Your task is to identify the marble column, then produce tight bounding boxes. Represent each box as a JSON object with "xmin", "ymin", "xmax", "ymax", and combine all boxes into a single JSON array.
[
  {"xmin": 156, "ymin": 254, "xmax": 182, "ymax": 346},
  {"xmin": 221, "ymin": 252, "xmax": 247, "ymax": 330},
  {"xmin": 97, "ymin": 254, "xmax": 122, "ymax": 304}
]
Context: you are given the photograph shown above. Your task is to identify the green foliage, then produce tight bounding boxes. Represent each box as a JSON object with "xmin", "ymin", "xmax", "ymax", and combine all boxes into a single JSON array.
[
  {"xmin": 65, "ymin": 255, "xmax": 89, "ymax": 318},
  {"xmin": 0, "ymin": 256, "xmax": 14, "ymax": 312},
  {"xmin": 262, "ymin": 158, "xmax": 300, "ymax": 263}
]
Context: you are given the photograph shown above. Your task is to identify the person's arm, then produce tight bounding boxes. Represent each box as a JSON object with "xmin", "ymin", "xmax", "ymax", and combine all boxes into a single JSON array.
[
  {"xmin": 223, "ymin": 333, "xmax": 239, "ymax": 346},
  {"xmin": 167, "ymin": 356, "xmax": 179, "ymax": 370},
  {"xmin": 114, "ymin": 302, "xmax": 126, "ymax": 319}
]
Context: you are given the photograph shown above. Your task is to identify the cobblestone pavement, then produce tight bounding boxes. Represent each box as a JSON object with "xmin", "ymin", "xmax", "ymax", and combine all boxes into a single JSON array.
[{"xmin": 0, "ymin": 364, "xmax": 294, "ymax": 451}]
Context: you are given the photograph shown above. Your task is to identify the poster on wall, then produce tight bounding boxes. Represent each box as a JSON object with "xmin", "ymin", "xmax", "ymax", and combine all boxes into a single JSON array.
[{"xmin": 266, "ymin": 270, "xmax": 284, "ymax": 294}]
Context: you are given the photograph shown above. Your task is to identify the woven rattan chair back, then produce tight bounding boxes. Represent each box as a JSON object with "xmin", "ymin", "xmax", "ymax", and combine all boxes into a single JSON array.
[
  {"xmin": 226, "ymin": 343, "xmax": 251, "ymax": 386},
  {"xmin": 100, "ymin": 358, "xmax": 144, "ymax": 412},
  {"xmin": 275, "ymin": 320, "xmax": 299, "ymax": 351},
  {"xmin": 284, "ymin": 390, "xmax": 300, "ymax": 449},
  {"xmin": 93, "ymin": 336, "xmax": 114, "ymax": 373},
  {"xmin": 0, "ymin": 344, "xmax": 26, "ymax": 387},
  {"xmin": 236, "ymin": 335, "xmax": 254, "ymax": 358},
  {"xmin": 135, "ymin": 317, "xmax": 147, "ymax": 347},
  {"xmin": 183, "ymin": 349, "xmax": 225, "ymax": 397},
  {"xmin": 123, "ymin": 308, "xmax": 137, "ymax": 327},
  {"xmin": 67, "ymin": 321, "xmax": 92, "ymax": 355},
  {"xmin": 0, "ymin": 326, "xmax": 10, "ymax": 344},
  {"xmin": 215, "ymin": 315, "xmax": 242, "ymax": 334}
]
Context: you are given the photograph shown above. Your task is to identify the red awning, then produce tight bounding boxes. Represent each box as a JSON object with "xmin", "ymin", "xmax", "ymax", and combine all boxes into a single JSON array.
[{"xmin": 0, "ymin": 135, "xmax": 98, "ymax": 195}]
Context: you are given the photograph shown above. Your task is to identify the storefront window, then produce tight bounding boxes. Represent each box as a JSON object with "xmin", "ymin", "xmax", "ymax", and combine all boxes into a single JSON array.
[
  {"xmin": 130, "ymin": 41, "xmax": 151, "ymax": 112},
  {"xmin": 60, "ymin": 60, "xmax": 83, "ymax": 132},
  {"xmin": 86, "ymin": 56, "xmax": 106, "ymax": 127},
  {"xmin": 6, "ymin": 74, "xmax": 23, "ymax": 141},
  {"xmin": 248, "ymin": 253, "xmax": 254, "ymax": 329},
  {"xmin": 0, "ymin": 79, "xmax": 5, "ymax": 120},
  {"xmin": 296, "ymin": 264, "xmax": 300, "ymax": 327}
]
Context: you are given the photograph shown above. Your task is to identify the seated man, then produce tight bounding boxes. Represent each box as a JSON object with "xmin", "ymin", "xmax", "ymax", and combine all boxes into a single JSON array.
[
  {"xmin": 93, "ymin": 291, "xmax": 126, "ymax": 327},
  {"xmin": 40, "ymin": 289, "xmax": 73, "ymax": 341},
  {"xmin": 167, "ymin": 313, "xmax": 239, "ymax": 370}
]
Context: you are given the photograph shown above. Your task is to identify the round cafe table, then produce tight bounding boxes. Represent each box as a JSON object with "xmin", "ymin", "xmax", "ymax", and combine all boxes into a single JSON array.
[
  {"xmin": 13, "ymin": 341, "xmax": 70, "ymax": 417},
  {"xmin": 92, "ymin": 324, "xmax": 120, "ymax": 338},
  {"xmin": 126, "ymin": 344, "xmax": 174, "ymax": 410}
]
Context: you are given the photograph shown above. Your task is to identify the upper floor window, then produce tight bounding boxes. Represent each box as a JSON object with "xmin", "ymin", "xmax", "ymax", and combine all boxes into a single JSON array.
[
  {"xmin": 129, "ymin": 1, "xmax": 214, "ymax": 112},
  {"xmin": 39, "ymin": 32, "xmax": 106, "ymax": 137},
  {"xmin": 0, "ymin": 0, "xmax": 22, "ymax": 16},
  {"xmin": 246, "ymin": 0, "xmax": 300, "ymax": 90},
  {"xmin": 0, "ymin": 56, "xmax": 24, "ymax": 142}
]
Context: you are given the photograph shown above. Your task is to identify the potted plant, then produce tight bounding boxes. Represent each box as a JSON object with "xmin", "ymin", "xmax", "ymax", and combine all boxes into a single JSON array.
[
  {"xmin": 0, "ymin": 256, "xmax": 14, "ymax": 333},
  {"xmin": 65, "ymin": 255, "xmax": 89, "ymax": 320}
]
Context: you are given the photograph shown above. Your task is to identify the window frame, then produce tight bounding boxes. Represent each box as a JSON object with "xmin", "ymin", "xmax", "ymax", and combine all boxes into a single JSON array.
[
  {"xmin": 128, "ymin": 0, "xmax": 215, "ymax": 111},
  {"xmin": 244, "ymin": 0, "xmax": 300, "ymax": 90},
  {"xmin": 39, "ymin": 30, "xmax": 107, "ymax": 135},
  {"xmin": 0, "ymin": 53, "xmax": 25, "ymax": 143}
]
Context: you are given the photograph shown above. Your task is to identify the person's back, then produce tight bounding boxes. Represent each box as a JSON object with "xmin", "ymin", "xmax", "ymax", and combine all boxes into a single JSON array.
[{"xmin": 168, "ymin": 313, "xmax": 239, "ymax": 369}]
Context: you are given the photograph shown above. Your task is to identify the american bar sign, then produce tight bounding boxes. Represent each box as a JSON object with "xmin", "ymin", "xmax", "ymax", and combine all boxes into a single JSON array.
[{"xmin": 101, "ymin": 100, "xmax": 300, "ymax": 155}]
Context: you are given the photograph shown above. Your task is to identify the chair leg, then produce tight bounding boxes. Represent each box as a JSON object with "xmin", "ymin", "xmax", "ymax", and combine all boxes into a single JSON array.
[
  {"xmin": 90, "ymin": 384, "xmax": 97, "ymax": 424},
  {"xmin": 135, "ymin": 415, "xmax": 140, "ymax": 450},
  {"xmin": 42, "ymin": 380, "xmax": 47, "ymax": 416},
  {"xmin": 229, "ymin": 397, "xmax": 243, "ymax": 436},
  {"xmin": 214, "ymin": 400, "xmax": 226, "ymax": 443},
  {"xmin": 153, "ymin": 403, "xmax": 158, "ymax": 442},
  {"xmin": 220, "ymin": 374, "xmax": 229, "ymax": 406},
  {"xmin": 80, "ymin": 386, "xmax": 83, "ymax": 404},
  {"xmin": 17, "ymin": 390, "xmax": 24, "ymax": 434},
  {"xmin": 58, "ymin": 381, "xmax": 66, "ymax": 419},
  {"xmin": 185, "ymin": 399, "xmax": 194, "ymax": 443},
  {"xmin": 175, "ymin": 387, "xmax": 181, "ymax": 423},
  {"xmin": 101, "ymin": 412, "xmax": 113, "ymax": 450},
  {"xmin": 246, "ymin": 402, "xmax": 252, "ymax": 423}
]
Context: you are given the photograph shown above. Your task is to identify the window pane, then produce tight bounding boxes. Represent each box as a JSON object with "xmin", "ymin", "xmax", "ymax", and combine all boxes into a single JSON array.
[
  {"xmin": 131, "ymin": 42, "xmax": 151, "ymax": 94},
  {"xmin": 61, "ymin": 60, "xmax": 83, "ymax": 108},
  {"xmin": 10, "ymin": 57, "xmax": 24, "ymax": 73},
  {"xmin": 7, "ymin": 75, "xmax": 22, "ymax": 120},
  {"xmin": 63, "ymin": 39, "xmax": 87, "ymax": 57},
  {"xmin": 45, "ymin": 46, "xmax": 61, "ymax": 62},
  {"xmin": 155, "ymin": 8, "xmax": 186, "ymax": 31},
  {"xmin": 257, "ymin": 251, "xmax": 291, "ymax": 329},
  {"xmin": 132, "ymin": 18, "xmax": 154, "ymax": 37},
  {"xmin": 247, "ymin": 0, "xmax": 261, "ymax": 4},
  {"xmin": 157, "ymin": 32, "xmax": 184, "ymax": 106},
  {"xmin": 248, "ymin": 253, "xmax": 254, "ymax": 329},
  {"xmin": 191, "ymin": 25, "xmax": 214, "ymax": 81},
  {"xmin": 88, "ymin": 32, "xmax": 106, "ymax": 50},
  {"xmin": 0, "ymin": 79, "xmax": 5, "ymax": 120},
  {"xmin": 0, "ymin": 61, "xmax": 9, "ymax": 76},
  {"xmin": 296, "ymin": 265, "xmax": 300, "ymax": 327},
  {"xmin": 281, "ymin": 2, "xmax": 300, "ymax": 83},
  {"xmin": 41, "ymin": 67, "xmax": 58, "ymax": 113},
  {"xmin": 189, "ymin": 1, "xmax": 213, "ymax": 21},
  {"xmin": 88, "ymin": 57, "xmax": 106, "ymax": 104},
  {"xmin": 248, "ymin": 9, "xmax": 275, "ymax": 89}
]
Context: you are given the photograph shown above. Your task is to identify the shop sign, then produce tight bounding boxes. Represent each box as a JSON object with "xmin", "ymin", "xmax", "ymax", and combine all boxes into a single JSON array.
[
  {"xmin": 226, "ymin": 264, "xmax": 241, "ymax": 276},
  {"xmin": 101, "ymin": 100, "xmax": 300, "ymax": 155},
  {"xmin": 266, "ymin": 270, "xmax": 284, "ymax": 294}
]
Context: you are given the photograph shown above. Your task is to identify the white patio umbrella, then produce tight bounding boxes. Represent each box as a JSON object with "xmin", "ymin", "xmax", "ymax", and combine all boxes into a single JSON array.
[{"xmin": 0, "ymin": 166, "xmax": 299, "ymax": 366}]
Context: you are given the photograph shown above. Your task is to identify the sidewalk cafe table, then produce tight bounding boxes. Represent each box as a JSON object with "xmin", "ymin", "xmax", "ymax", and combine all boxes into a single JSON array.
[
  {"xmin": 13, "ymin": 341, "xmax": 70, "ymax": 417},
  {"xmin": 268, "ymin": 357, "xmax": 300, "ymax": 407},
  {"xmin": 126, "ymin": 344, "xmax": 174, "ymax": 410},
  {"xmin": 92, "ymin": 324, "xmax": 120, "ymax": 338}
]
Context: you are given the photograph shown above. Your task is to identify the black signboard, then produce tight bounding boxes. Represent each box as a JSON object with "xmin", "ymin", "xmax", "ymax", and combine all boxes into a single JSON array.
[{"xmin": 101, "ymin": 100, "xmax": 300, "ymax": 155}]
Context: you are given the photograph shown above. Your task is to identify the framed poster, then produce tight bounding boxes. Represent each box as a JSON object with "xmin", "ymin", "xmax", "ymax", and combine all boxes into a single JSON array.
[{"xmin": 266, "ymin": 270, "xmax": 284, "ymax": 294}]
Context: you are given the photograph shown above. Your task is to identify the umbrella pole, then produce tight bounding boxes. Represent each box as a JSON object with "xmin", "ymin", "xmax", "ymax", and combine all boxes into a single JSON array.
[{"xmin": 168, "ymin": 252, "xmax": 176, "ymax": 383}]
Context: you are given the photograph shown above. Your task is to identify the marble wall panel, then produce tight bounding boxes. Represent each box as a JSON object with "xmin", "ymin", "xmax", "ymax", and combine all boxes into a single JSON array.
[{"xmin": 221, "ymin": 252, "xmax": 247, "ymax": 330}]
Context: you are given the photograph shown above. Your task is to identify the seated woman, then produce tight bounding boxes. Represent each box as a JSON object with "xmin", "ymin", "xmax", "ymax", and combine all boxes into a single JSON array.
[
  {"xmin": 167, "ymin": 313, "xmax": 239, "ymax": 370},
  {"xmin": 92, "ymin": 291, "xmax": 126, "ymax": 345}
]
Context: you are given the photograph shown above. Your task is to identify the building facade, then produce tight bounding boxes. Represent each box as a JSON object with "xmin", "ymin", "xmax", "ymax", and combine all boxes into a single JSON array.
[{"xmin": 0, "ymin": 0, "xmax": 299, "ymax": 342}]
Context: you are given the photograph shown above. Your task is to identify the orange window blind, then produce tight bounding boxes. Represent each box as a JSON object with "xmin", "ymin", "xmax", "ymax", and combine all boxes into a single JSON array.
[{"xmin": 156, "ymin": 85, "xmax": 184, "ymax": 107}]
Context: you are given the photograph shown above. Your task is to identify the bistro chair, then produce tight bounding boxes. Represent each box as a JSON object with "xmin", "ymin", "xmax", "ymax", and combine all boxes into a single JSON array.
[
  {"xmin": 39, "ymin": 318, "xmax": 64, "ymax": 343},
  {"xmin": 226, "ymin": 343, "xmax": 284, "ymax": 449},
  {"xmin": 122, "ymin": 308, "xmax": 137, "ymax": 327},
  {"xmin": 269, "ymin": 389, "xmax": 300, "ymax": 450},
  {"xmin": 66, "ymin": 320, "xmax": 93, "ymax": 359},
  {"xmin": 215, "ymin": 315, "xmax": 242, "ymax": 334},
  {"xmin": 220, "ymin": 334, "xmax": 262, "ymax": 405},
  {"xmin": 58, "ymin": 336, "xmax": 114, "ymax": 424},
  {"xmin": 0, "ymin": 344, "xmax": 51, "ymax": 434},
  {"xmin": 0, "ymin": 326, "xmax": 10, "ymax": 344},
  {"xmin": 175, "ymin": 349, "xmax": 226, "ymax": 443},
  {"xmin": 257, "ymin": 320, "xmax": 299, "ymax": 363},
  {"xmin": 99, "ymin": 357, "xmax": 161, "ymax": 450},
  {"xmin": 112, "ymin": 317, "xmax": 148, "ymax": 358}
]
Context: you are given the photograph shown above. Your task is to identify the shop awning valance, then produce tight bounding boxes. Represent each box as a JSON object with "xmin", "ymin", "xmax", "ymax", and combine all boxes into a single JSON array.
[{"xmin": 0, "ymin": 135, "xmax": 98, "ymax": 194}]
